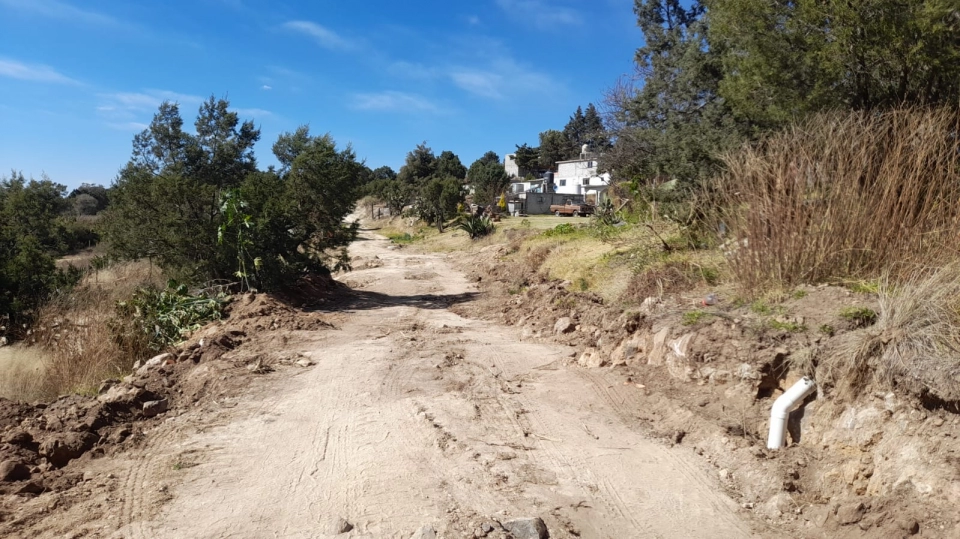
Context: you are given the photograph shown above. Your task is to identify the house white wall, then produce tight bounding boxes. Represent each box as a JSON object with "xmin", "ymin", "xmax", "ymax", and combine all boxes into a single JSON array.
[
  {"xmin": 553, "ymin": 158, "xmax": 610, "ymax": 199},
  {"xmin": 505, "ymin": 154, "xmax": 520, "ymax": 178}
]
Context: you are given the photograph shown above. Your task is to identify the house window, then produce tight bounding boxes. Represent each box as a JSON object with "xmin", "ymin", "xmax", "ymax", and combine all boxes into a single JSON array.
[
  {"xmin": 559, "ymin": 179, "xmax": 567, "ymax": 186},
  {"xmin": 582, "ymin": 178, "xmax": 589, "ymax": 186}
]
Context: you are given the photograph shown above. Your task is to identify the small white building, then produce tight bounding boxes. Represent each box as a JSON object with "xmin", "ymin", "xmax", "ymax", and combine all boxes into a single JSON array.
[
  {"xmin": 504, "ymin": 153, "xmax": 520, "ymax": 178},
  {"xmin": 553, "ymin": 158, "xmax": 611, "ymax": 204}
]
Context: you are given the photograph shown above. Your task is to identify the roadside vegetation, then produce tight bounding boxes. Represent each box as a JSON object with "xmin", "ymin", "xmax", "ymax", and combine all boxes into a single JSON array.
[{"xmin": 4, "ymin": 0, "xmax": 959, "ymax": 412}]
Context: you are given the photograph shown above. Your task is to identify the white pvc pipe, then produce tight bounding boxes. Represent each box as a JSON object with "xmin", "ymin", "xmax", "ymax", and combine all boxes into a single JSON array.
[{"xmin": 767, "ymin": 377, "xmax": 817, "ymax": 450}]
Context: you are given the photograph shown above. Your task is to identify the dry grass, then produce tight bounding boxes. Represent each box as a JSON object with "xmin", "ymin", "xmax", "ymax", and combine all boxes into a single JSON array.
[
  {"xmin": 0, "ymin": 346, "xmax": 51, "ymax": 402},
  {"xmin": 826, "ymin": 264, "xmax": 960, "ymax": 404},
  {"xmin": 2, "ymin": 260, "xmax": 167, "ymax": 401},
  {"xmin": 718, "ymin": 107, "xmax": 960, "ymax": 293}
]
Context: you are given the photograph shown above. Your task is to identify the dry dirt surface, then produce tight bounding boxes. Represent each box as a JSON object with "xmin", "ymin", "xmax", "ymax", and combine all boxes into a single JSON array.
[{"xmin": 2, "ymin": 229, "xmax": 766, "ymax": 539}]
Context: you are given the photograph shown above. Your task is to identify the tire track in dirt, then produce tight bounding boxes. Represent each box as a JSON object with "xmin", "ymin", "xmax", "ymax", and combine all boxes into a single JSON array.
[{"xmin": 105, "ymin": 228, "xmax": 757, "ymax": 538}]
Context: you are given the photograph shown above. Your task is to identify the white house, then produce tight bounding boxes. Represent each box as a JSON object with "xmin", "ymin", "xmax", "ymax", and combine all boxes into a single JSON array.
[
  {"xmin": 553, "ymin": 158, "xmax": 611, "ymax": 204},
  {"xmin": 504, "ymin": 153, "xmax": 520, "ymax": 178}
]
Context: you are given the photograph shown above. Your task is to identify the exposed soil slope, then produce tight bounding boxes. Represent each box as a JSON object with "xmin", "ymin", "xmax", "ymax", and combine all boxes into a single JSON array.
[{"xmin": 2, "ymin": 229, "xmax": 762, "ymax": 538}]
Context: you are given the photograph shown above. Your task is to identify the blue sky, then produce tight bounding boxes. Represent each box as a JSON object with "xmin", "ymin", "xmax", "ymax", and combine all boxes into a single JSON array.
[{"xmin": 0, "ymin": 0, "xmax": 641, "ymax": 190}]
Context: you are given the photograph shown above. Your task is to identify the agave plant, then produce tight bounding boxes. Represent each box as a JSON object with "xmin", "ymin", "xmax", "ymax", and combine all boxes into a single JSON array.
[{"xmin": 457, "ymin": 214, "xmax": 495, "ymax": 239}]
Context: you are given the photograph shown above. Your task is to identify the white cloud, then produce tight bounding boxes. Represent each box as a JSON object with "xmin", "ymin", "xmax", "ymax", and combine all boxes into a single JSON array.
[
  {"xmin": 101, "ymin": 90, "xmax": 203, "ymax": 111},
  {"xmin": 234, "ymin": 108, "xmax": 273, "ymax": 119},
  {"xmin": 466, "ymin": 15, "xmax": 481, "ymax": 26},
  {"xmin": 95, "ymin": 90, "xmax": 204, "ymax": 129},
  {"xmin": 388, "ymin": 61, "xmax": 440, "ymax": 80},
  {"xmin": 350, "ymin": 91, "xmax": 442, "ymax": 114},
  {"xmin": 449, "ymin": 58, "xmax": 554, "ymax": 100},
  {"xmin": 261, "ymin": 85, "xmax": 272, "ymax": 91},
  {"xmin": 283, "ymin": 21, "xmax": 356, "ymax": 51},
  {"xmin": 0, "ymin": 0, "xmax": 118, "ymax": 25},
  {"xmin": 450, "ymin": 70, "xmax": 504, "ymax": 99},
  {"xmin": 0, "ymin": 58, "xmax": 78, "ymax": 84},
  {"xmin": 495, "ymin": 0, "xmax": 580, "ymax": 28}
]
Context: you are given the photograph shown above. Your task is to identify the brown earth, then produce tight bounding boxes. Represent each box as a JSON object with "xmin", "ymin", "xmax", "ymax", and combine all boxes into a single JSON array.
[
  {"xmin": 453, "ymin": 240, "xmax": 960, "ymax": 539},
  {"xmin": 0, "ymin": 225, "xmax": 956, "ymax": 538}
]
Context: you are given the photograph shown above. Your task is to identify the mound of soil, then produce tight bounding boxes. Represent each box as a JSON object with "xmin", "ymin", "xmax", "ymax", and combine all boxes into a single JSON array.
[
  {"xmin": 0, "ymin": 291, "xmax": 335, "ymax": 528},
  {"xmin": 455, "ymin": 245, "xmax": 960, "ymax": 538}
]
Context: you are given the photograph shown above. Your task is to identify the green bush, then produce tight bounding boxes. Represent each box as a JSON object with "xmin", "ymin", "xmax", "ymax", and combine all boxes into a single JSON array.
[
  {"xmin": 114, "ymin": 281, "xmax": 227, "ymax": 352},
  {"xmin": 457, "ymin": 214, "xmax": 495, "ymax": 239},
  {"xmin": 543, "ymin": 223, "xmax": 577, "ymax": 237}
]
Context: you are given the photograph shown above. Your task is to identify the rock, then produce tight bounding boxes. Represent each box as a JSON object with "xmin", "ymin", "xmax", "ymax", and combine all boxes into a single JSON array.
[
  {"xmin": 501, "ymin": 517, "xmax": 549, "ymax": 539},
  {"xmin": 736, "ymin": 363, "xmax": 761, "ymax": 381},
  {"xmin": 136, "ymin": 353, "xmax": 173, "ymax": 376},
  {"xmin": 329, "ymin": 517, "xmax": 353, "ymax": 534},
  {"xmin": 759, "ymin": 493, "xmax": 794, "ymax": 519},
  {"xmin": 836, "ymin": 502, "xmax": 865, "ymax": 525},
  {"xmin": 647, "ymin": 327, "xmax": 671, "ymax": 366},
  {"xmin": 2, "ymin": 429, "xmax": 34, "ymax": 448},
  {"xmin": 98, "ymin": 384, "xmax": 145, "ymax": 405},
  {"xmin": 39, "ymin": 432, "xmax": 98, "ymax": 468},
  {"xmin": 295, "ymin": 358, "xmax": 314, "ymax": 367},
  {"xmin": 0, "ymin": 460, "xmax": 31, "ymax": 482},
  {"xmin": 16, "ymin": 481, "xmax": 45, "ymax": 495},
  {"xmin": 97, "ymin": 379, "xmax": 118, "ymax": 394},
  {"xmin": 142, "ymin": 399, "xmax": 169, "ymax": 418},
  {"xmin": 639, "ymin": 297, "xmax": 659, "ymax": 313},
  {"xmin": 410, "ymin": 525, "xmax": 437, "ymax": 539},
  {"xmin": 668, "ymin": 333, "xmax": 695, "ymax": 359},
  {"xmin": 577, "ymin": 348, "xmax": 607, "ymax": 368},
  {"xmin": 718, "ymin": 469, "xmax": 730, "ymax": 480},
  {"xmin": 554, "ymin": 317, "xmax": 575, "ymax": 335},
  {"xmin": 612, "ymin": 333, "xmax": 648, "ymax": 365},
  {"xmin": 897, "ymin": 518, "xmax": 920, "ymax": 535},
  {"xmin": 804, "ymin": 505, "xmax": 831, "ymax": 528}
]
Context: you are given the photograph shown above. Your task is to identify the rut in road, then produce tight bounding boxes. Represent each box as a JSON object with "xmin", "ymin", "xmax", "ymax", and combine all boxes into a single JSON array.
[{"xmin": 113, "ymin": 230, "xmax": 757, "ymax": 538}]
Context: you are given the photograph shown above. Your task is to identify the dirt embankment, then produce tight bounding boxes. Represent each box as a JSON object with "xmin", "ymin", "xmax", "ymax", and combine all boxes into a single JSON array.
[
  {"xmin": 453, "ymin": 242, "xmax": 960, "ymax": 539},
  {"xmin": 0, "ymin": 292, "xmax": 335, "ymax": 536}
]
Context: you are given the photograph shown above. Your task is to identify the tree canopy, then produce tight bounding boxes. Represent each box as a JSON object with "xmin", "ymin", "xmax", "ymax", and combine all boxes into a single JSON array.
[
  {"xmin": 104, "ymin": 98, "xmax": 365, "ymax": 288},
  {"xmin": 468, "ymin": 153, "xmax": 510, "ymax": 206}
]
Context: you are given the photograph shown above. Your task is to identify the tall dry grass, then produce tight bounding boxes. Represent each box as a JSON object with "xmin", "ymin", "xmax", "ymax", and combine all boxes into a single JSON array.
[
  {"xmin": 2, "ymin": 260, "xmax": 167, "ymax": 401},
  {"xmin": 0, "ymin": 346, "xmax": 51, "ymax": 402},
  {"xmin": 717, "ymin": 107, "xmax": 960, "ymax": 292},
  {"xmin": 826, "ymin": 264, "xmax": 960, "ymax": 404}
]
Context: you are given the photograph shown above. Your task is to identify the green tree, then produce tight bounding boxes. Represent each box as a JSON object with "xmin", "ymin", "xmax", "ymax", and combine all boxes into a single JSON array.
[
  {"xmin": 0, "ymin": 172, "xmax": 80, "ymax": 329},
  {"xmin": 272, "ymin": 125, "xmax": 312, "ymax": 173},
  {"xmin": 370, "ymin": 179, "xmax": 413, "ymax": 216},
  {"xmin": 435, "ymin": 151, "xmax": 467, "ymax": 180},
  {"xmin": 467, "ymin": 155, "xmax": 510, "ymax": 206},
  {"xmin": 513, "ymin": 143, "xmax": 541, "ymax": 173},
  {"xmin": 371, "ymin": 165, "xmax": 397, "ymax": 181},
  {"xmin": 708, "ymin": 0, "xmax": 960, "ymax": 127},
  {"xmin": 1, "ymin": 173, "xmax": 70, "ymax": 253},
  {"xmin": 538, "ymin": 130, "xmax": 567, "ymax": 171},
  {"xmin": 67, "ymin": 183, "xmax": 109, "ymax": 214},
  {"xmin": 418, "ymin": 176, "xmax": 464, "ymax": 232},
  {"xmin": 397, "ymin": 142, "xmax": 436, "ymax": 184},
  {"xmin": 603, "ymin": 0, "xmax": 743, "ymax": 187},
  {"xmin": 105, "ymin": 98, "xmax": 261, "ymax": 280}
]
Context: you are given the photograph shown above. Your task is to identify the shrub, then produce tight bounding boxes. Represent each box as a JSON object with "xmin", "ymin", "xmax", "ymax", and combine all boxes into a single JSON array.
[
  {"xmin": 838, "ymin": 307, "xmax": 878, "ymax": 327},
  {"xmin": 114, "ymin": 280, "xmax": 227, "ymax": 353},
  {"xmin": 543, "ymin": 223, "xmax": 577, "ymax": 237},
  {"xmin": 828, "ymin": 265, "xmax": 960, "ymax": 403},
  {"xmin": 457, "ymin": 214, "xmax": 495, "ymax": 239},
  {"xmin": 717, "ymin": 107, "xmax": 960, "ymax": 293}
]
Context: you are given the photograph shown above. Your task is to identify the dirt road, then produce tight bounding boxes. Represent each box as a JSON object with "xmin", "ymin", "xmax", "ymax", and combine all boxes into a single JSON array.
[{"xmin": 110, "ymin": 230, "xmax": 757, "ymax": 538}]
